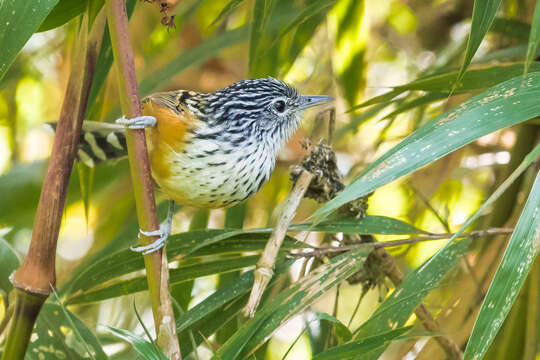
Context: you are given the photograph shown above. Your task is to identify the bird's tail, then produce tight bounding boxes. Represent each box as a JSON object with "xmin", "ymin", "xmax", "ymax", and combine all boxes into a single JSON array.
[{"xmin": 44, "ymin": 121, "xmax": 128, "ymax": 167}]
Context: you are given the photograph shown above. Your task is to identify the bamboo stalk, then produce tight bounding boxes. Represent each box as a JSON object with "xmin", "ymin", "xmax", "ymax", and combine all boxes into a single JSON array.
[
  {"xmin": 2, "ymin": 10, "xmax": 106, "ymax": 360},
  {"xmin": 243, "ymin": 170, "xmax": 314, "ymax": 317},
  {"xmin": 104, "ymin": 1, "xmax": 180, "ymax": 358}
]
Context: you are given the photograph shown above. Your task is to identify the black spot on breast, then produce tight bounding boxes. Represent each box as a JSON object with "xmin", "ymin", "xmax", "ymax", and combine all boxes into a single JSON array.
[{"xmin": 207, "ymin": 161, "xmax": 226, "ymax": 167}]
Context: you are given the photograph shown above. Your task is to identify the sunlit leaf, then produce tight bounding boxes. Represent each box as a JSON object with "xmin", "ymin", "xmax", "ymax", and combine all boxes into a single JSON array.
[
  {"xmin": 177, "ymin": 260, "xmax": 294, "ymax": 357},
  {"xmin": 525, "ymin": 1, "xmax": 540, "ymax": 76},
  {"xmin": 139, "ymin": 27, "xmax": 249, "ymax": 97},
  {"xmin": 27, "ymin": 303, "xmax": 107, "ymax": 360},
  {"xmin": 290, "ymin": 215, "xmax": 427, "ymax": 234},
  {"xmin": 62, "ymin": 230, "xmax": 303, "ymax": 295},
  {"xmin": 216, "ymin": 248, "xmax": 371, "ymax": 358},
  {"xmin": 66, "ymin": 255, "xmax": 261, "ymax": 304},
  {"xmin": 350, "ymin": 62, "xmax": 540, "ymax": 111},
  {"xmin": 0, "ymin": 237, "xmax": 20, "ymax": 292},
  {"xmin": 313, "ymin": 71, "xmax": 540, "ymax": 221},
  {"xmin": 38, "ymin": 0, "xmax": 105, "ymax": 32},
  {"xmin": 86, "ymin": 0, "xmax": 136, "ymax": 118},
  {"xmin": 0, "ymin": 0, "xmax": 59, "ymax": 83},
  {"xmin": 352, "ymin": 143, "xmax": 540, "ymax": 357},
  {"xmin": 455, "ymin": 0, "xmax": 502, "ymax": 85},
  {"xmin": 270, "ymin": 0, "xmax": 335, "ymax": 52},
  {"xmin": 249, "ymin": 0, "xmax": 267, "ymax": 77},
  {"xmin": 313, "ymin": 327, "xmax": 412, "ymax": 360},
  {"xmin": 210, "ymin": 0, "xmax": 245, "ymax": 27},
  {"xmin": 463, "ymin": 171, "xmax": 540, "ymax": 360},
  {"xmin": 104, "ymin": 325, "xmax": 167, "ymax": 360}
]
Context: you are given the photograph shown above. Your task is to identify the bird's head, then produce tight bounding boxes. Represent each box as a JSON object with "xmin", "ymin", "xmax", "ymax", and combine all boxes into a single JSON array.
[{"xmin": 202, "ymin": 77, "xmax": 333, "ymax": 144}]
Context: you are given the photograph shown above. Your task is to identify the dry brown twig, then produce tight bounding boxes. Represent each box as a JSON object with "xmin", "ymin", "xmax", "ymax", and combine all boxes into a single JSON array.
[
  {"xmin": 243, "ymin": 169, "xmax": 314, "ymax": 317},
  {"xmin": 288, "ymin": 227, "xmax": 514, "ymax": 258}
]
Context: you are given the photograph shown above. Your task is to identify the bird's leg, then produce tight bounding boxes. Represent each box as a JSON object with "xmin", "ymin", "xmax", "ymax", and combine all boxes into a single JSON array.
[
  {"xmin": 131, "ymin": 200, "xmax": 175, "ymax": 254},
  {"xmin": 116, "ymin": 115, "xmax": 157, "ymax": 129}
]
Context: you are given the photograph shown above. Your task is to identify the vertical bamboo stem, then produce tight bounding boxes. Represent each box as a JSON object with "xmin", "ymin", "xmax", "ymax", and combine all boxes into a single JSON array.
[
  {"xmin": 2, "ymin": 10, "xmax": 105, "ymax": 360},
  {"xmin": 104, "ymin": 1, "xmax": 180, "ymax": 358}
]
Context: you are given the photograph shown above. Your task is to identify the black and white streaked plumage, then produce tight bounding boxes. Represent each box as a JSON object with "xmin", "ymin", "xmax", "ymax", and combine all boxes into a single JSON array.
[
  {"xmin": 74, "ymin": 77, "xmax": 332, "ymax": 208},
  {"xmin": 64, "ymin": 77, "xmax": 332, "ymax": 253}
]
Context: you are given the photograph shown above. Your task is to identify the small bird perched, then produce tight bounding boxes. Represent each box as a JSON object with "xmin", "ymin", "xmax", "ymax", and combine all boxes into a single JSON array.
[{"xmin": 71, "ymin": 77, "xmax": 332, "ymax": 253}]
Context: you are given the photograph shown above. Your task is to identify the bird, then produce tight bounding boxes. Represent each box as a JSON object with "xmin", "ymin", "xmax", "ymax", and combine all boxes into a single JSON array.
[{"xmin": 67, "ymin": 77, "xmax": 333, "ymax": 253}]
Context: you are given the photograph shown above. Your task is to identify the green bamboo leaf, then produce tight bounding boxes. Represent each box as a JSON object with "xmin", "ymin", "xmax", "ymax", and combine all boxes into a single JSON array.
[
  {"xmin": 38, "ymin": 0, "xmax": 105, "ymax": 32},
  {"xmin": 280, "ymin": 7, "xmax": 330, "ymax": 76},
  {"xmin": 337, "ymin": 102, "xmax": 391, "ymax": 140},
  {"xmin": 455, "ymin": 0, "xmax": 502, "ymax": 86},
  {"xmin": 490, "ymin": 18, "xmax": 530, "ymax": 42},
  {"xmin": 351, "ymin": 143, "xmax": 540, "ymax": 358},
  {"xmin": 463, "ymin": 172, "xmax": 540, "ymax": 360},
  {"xmin": 176, "ymin": 260, "xmax": 294, "ymax": 357},
  {"xmin": 290, "ymin": 215, "xmax": 427, "ymax": 234},
  {"xmin": 27, "ymin": 303, "xmax": 107, "ymax": 360},
  {"xmin": 312, "ymin": 71, "xmax": 540, "ymax": 221},
  {"xmin": 524, "ymin": 1, "xmax": 540, "ymax": 75},
  {"xmin": 66, "ymin": 255, "xmax": 261, "ymax": 304},
  {"xmin": 215, "ymin": 248, "xmax": 371, "ymax": 359},
  {"xmin": 378, "ymin": 92, "xmax": 448, "ymax": 122},
  {"xmin": 350, "ymin": 62, "xmax": 540, "ymax": 111},
  {"xmin": 0, "ymin": 0, "xmax": 59, "ymax": 83},
  {"xmin": 0, "ymin": 237, "xmax": 20, "ymax": 292},
  {"xmin": 314, "ymin": 312, "xmax": 352, "ymax": 342},
  {"xmin": 139, "ymin": 27, "xmax": 249, "ymax": 97},
  {"xmin": 249, "ymin": 0, "xmax": 267, "ymax": 77},
  {"xmin": 64, "ymin": 215, "xmax": 421, "ymax": 297},
  {"xmin": 62, "ymin": 230, "xmax": 302, "ymax": 295},
  {"xmin": 189, "ymin": 208, "xmax": 210, "ymax": 230},
  {"xmin": 269, "ymin": 0, "xmax": 335, "ymax": 52},
  {"xmin": 210, "ymin": 0, "xmax": 245, "ymax": 27},
  {"xmin": 224, "ymin": 202, "xmax": 246, "ymax": 228},
  {"xmin": 104, "ymin": 325, "xmax": 167, "ymax": 360},
  {"xmin": 177, "ymin": 259, "xmax": 292, "ymax": 331},
  {"xmin": 86, "ymin": 0, "xmax": 136, "ymax": 118},
  {"xmin": 313, "ymin": 327, "xmax": 412, "ymax": 360}
]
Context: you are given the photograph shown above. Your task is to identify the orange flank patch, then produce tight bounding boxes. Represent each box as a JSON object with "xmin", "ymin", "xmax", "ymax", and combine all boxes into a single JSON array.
[{"xmin": 141, "ymin": 98, "xmax": 196, "ymax": 181}]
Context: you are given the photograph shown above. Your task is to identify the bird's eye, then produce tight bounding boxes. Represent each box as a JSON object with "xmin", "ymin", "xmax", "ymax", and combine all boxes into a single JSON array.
[{"xmin": 273, "ymin": 100, "xmax": 286, "ymax": 113}]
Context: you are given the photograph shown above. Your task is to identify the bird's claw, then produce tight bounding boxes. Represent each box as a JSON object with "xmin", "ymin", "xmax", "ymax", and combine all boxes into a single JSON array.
[
  {"xmin": 131, "ymin": 221, "xmax": 171, "ymax": 255},
  {"xmin": 116, "ymin": 115, "xmax": 157, "ymax": 129}
]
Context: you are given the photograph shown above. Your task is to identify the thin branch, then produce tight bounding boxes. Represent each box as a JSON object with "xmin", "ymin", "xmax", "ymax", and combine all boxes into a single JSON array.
[
  {"xmin": 3, "ymin": 10, "xmax": 105, "ymax": 360},
  {"xmin": 243, "ymin": 170, "xmax": 314, "ymax": 317},
  {"xmin": 288, "ymin": 228, "xmax": 513, "ymax": 258},
  {"xmin": 105, "ymin": 1, "xmax": 180, "ymax": 358}
]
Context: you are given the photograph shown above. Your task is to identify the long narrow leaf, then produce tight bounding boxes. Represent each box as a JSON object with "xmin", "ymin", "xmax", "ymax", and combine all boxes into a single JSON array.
[
  {"xmin": 313, "ymin": 71, "xmax": 540, "ymax": 221},
  {"xmin": 463, "ymin": 171, "xmax": 540, "ymax": 360},
  {"xmin": 313, "ymin": 327, "xmax": 412, "ymax": 360},
  {"xmin": 66, "ymin": 255, "xmax": 261, "ymax": 304},
  {"xmin": 350, "ymin": 62, "xmax": 540, "ymax": 111},
  {"xmin": 249, "ymin": 0, "xmax": 267, "ymax": 76},
  {"xmin": 525, "ymin": 1, "xmax": 540, "ymax": 75},
  {"xmin": 215, "ymin": 248, "xmax": 371, "ymax": 359},
  {"xmin": 104, "ymin": 326, "xmax": 167, "ymax": 360},
  {"xmin": 352, "ymin": 143, "xmax": 540, "ymax": 357},
  {"xmin": 0, "ymin": 0, "xmax": 59, "ymax": 82},
  {"xmin": 139, "ymin": 27, "xmax": 249, "ymax": 96},
  {"xmin": 455, "ymin": 0, "xmax": 502, "ymax": 85}
]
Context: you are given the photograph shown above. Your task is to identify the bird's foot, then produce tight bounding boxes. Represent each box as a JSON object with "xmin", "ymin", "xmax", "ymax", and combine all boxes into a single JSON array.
[
  {"xmin": 116, "ymin": 115, "xmax": 157, "ymax": 129},
  {"xmin": 131, "ymin": 221, "xmax": 171, "ymax": 255}
]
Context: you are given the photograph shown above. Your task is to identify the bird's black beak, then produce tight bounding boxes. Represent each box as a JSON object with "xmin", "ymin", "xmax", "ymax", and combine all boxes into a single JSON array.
[{"xmin": 299, "ymin": 95, "xmax": 334, "ymax": 110}]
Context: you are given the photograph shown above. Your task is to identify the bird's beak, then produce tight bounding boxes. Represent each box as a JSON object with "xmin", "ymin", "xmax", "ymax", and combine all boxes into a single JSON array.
[{"xmin": 299, "ymin": 95, "xmax": 334, "ymax": 110}]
